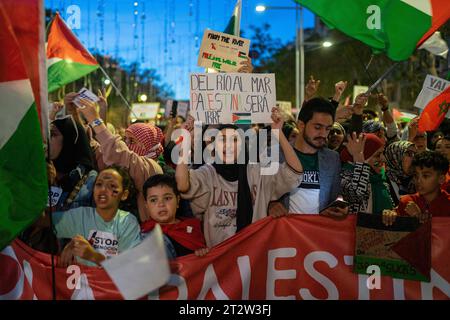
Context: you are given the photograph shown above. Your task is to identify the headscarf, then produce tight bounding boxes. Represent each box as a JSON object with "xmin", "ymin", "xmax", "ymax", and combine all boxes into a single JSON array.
[
  {"xmin": 282, "ymin": 123, "xmax": 296, "ymax": 139},
  {"xmin": 212, "ymin": 125, "xmax": 253, "ymax": 232},
  {"xmin": 52, "ymin": 117, "xmax": 94, "ymax": 175},
  {"xmin": 125, "ymin": 123, "xmax": 164, "ymax": 159},
  {"xmin": 362, "ymin": 120, "xmax": 383, "ymax": 134},
  {"xmin": 332, "ymin": 122, "xmax": 346, "ymax": 136},
  {"xmin": 340, "ymin": 133, "xmax": 384, "ymax": 163},
  {"xmin": 340, "ymin": 134, "xmax": 393, "ymax": 215},
  {"xmin": 385, "ymin": 141, "xmax": 415, "ymax": 194}
]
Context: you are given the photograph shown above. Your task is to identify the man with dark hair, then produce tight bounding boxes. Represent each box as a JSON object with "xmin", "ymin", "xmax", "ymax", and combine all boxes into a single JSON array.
[
  {"xmin": 271, "ymin": 97, "xmax": 347, "ymax": 218},
  {"xmin": 383, "ymin": 151, "xmax": 450, "ymax": 225}
]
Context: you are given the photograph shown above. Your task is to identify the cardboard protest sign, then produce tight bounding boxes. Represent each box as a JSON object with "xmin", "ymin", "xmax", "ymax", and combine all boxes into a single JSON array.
[
  {"xmin": 415, "ymin": 75, "xmax": 450, "ymax": 112},
  {"xmin": 276, "ymin": 101, "xmax": 292, "ymax": 115},
  {"xmin": 164, "ymin": 99, "xmax": 176, "ymax": 118},
  {"xmin": 47, "ymin": 186, "xmax": 63, "ymax": 207},
  {"xmin": 101, "ymin": 225, "xmax": 170, "ymax": 300},
  {"xmin": 353, "ymin": 85, "xmax": 369, "ymax": 104},
  {"xmin": 176, "ymin": 101, "xmax": 189, "ymax": 119},
  {"xmin": 190, "ymin": 73, "xmax": 275, "ymax": 125},
  {"xmin": 131, "ymin": 103, "xmax": 160, "ymax": 120},
  {"xmin": 73, "ymin": 87, "xmax": 100, "ymax": 108},
  {"xmin": 197, "ymin": 29, "xmax": 250, "ymax": 72},
  {"xmin": 354, "ymin": 213, "xmax": 431, "ymax": 282}
]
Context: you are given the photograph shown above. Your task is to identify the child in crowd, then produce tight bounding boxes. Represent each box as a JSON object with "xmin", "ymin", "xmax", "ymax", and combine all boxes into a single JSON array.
[
  {"xmin": 435, "ymin": 135, "xmax": 450, "ymax": 192},
  {"xmin": 383, "ymin": 151, "xmax": 450, "ymax": 226},
  {"xmin": 141, "ymin": 174, "xmax": 207, "ymax": 258},
  {"xmin": 48, "ymin": 166, "xmax": 142, "ymax": 267}
]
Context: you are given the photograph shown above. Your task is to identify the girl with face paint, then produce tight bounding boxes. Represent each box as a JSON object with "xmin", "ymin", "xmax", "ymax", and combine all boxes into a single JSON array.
[
  {"xmin": 49, "ymin": 167, "xmax": 142, "ymax": 267},
  {"xmin": 340, "ymin": 133, "xmax": 396, "ymax": 215}
]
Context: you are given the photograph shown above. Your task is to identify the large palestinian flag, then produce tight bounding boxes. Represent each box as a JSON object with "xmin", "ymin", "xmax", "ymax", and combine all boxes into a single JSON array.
[
  {"xmin": 295, "ymin": 0, "xmax": 450, "ymax": 61},
  {"xmin": 0, "ymin": 0, "xmax": 48, "ymax": 250},
  {"xmin": 47, "ymin": 13, "xmax": 99, "ymax": 93}
]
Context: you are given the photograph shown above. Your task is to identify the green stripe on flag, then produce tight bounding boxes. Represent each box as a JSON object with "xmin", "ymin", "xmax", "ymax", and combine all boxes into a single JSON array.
[
  {"xmin": 0, "ymin": 104, "xmax": 47, "ymax": 250},
  {"xmin": 354, "ymin": 255, "xmax": 428, "ymax": 282},
  {"xmin": 48, "ymin": 60, "xmax": 99, "ymax": 93},
  {"xmin": 295, "ymin": 0, "xmax": 432, "ymax": 61},
  {"xmin": 234, "ymin": 119, "xmax": 251, "ymax": 125},
  {"xmin": 224, "ymin": 16, "xmax": 236, "ymax": 36}
]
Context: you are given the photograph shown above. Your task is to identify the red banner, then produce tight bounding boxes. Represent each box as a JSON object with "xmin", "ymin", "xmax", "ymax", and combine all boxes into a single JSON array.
[{"xmin": 1, "ymin": 216, "xmax": 449, "ymax": 300}]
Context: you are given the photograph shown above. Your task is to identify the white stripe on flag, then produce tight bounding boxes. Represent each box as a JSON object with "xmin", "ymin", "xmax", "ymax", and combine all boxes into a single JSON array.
[
  {"xmin": 46, "ymin": 57, "xmax": 63, "ymax": 68},
  {"xmin": 0, "ymin": 79, "xmax": 34, "ymax": 149},
  {"xmin": 400, "ymin": 0, "xmax": 432, "ymax": 16}
]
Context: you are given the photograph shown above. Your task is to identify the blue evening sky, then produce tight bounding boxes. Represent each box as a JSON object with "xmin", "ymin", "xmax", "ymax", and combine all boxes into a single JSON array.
[{"xmin": 45, "ymin": 0, "xmax": 314, "ymax": 99}]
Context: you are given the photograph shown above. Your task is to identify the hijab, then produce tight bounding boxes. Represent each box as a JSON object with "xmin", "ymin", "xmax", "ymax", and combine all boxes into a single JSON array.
[
  {"xmin": 52, "ymin": 117, "xmax": 94, "ymax": 174},
  {"xmin": 385, "ymin": 141, "xmax": 415, "ymax": 194},
  {"xmin": 212, "ymin": 125, "xmax": 253, "ymax": 232}
]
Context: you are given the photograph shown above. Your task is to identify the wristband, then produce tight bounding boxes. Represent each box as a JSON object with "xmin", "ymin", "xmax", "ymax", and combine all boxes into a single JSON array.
[{"xmin": 89, "ymin": 118, "xmax": 104, "ymax": 128}]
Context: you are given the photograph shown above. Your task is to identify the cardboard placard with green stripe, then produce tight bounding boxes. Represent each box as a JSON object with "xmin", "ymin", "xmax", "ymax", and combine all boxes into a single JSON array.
[{"xmin": 354, "ymin": 213, "xmax": 431, "ymax": 282}]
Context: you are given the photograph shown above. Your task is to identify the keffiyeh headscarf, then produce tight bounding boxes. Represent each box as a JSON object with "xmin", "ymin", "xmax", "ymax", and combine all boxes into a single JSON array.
[
  {"xmin": 384, "ymin": 141, "xmax": 415, "ymax": 193},
  {"xmin": 362, "ymin": 120, "xmax": 383, "ymax": 134},
  {"xmin": 125, "ymin": 123, "xmax": 164, "ymax": 159}
]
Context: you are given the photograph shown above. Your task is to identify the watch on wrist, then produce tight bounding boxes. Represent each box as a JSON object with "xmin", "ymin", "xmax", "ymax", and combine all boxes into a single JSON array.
[{"xmin": 89, "ymin": 118, "xmax": 104, "ymax": 128}]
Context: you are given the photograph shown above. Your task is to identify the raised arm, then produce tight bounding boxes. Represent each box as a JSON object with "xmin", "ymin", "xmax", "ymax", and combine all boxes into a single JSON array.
[
  {"xmin": 175, "ymin": 116, "xmax": 194, "ymax": 193},
  {"xmin": 271, "ymin": 107, "xmax": 303, "ymax": 174}
]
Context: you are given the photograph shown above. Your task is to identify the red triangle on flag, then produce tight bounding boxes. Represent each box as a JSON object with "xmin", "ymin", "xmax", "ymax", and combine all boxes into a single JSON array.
[
  {"xmin": 418, "ymin": 0, "xmax": 450, "ymax": 47},
  {"xmin": 232, "ymin": 114, "xmax": 240, "ymax": 122},
  {"xmin": 391, "ymin": 221, "xmax": 431, "ymax": 280},
  {"xmin": 47, "ymin": 13, "xmax": 98, "ymax": 66}
]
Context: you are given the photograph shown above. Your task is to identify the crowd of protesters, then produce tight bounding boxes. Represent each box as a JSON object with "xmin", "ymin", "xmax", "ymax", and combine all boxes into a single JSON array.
[{"xmin": 19, "ymin": 58, "xmax": 450, "ymax": 270}]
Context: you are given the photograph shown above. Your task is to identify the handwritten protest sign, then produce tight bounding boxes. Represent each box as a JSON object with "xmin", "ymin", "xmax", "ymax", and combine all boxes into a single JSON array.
[
  {"xmin": 190, "ymin": 73, "xmax": 276, "ymax": 125},
  {"xmin": 415, "ymin": 75, "xmax": 450, "ymax": 115},
  {"xmin": 197, "ymin": 29, "xmax": 250, "ymax": 72},
  {"xmin": 131, "ymin": 103, "xmax": 160, "ymax": 120},
  {"xmin": 354, "ymin": 213, "xmax": 431, "ymax": 282}
]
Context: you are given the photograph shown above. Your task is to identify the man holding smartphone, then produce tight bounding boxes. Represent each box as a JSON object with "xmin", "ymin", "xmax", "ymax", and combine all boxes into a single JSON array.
[{"xmin": 269, "ymin": 97, "xmax": 349, "ymax": 219}]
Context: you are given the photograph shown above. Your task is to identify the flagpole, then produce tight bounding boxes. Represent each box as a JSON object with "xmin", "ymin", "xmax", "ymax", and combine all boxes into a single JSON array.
[
  {"xmin": 98, "ymin": 66, "xmax": 138, "ymax": 119},
  {"xmin": 366, "ymin": 62, "xmax": 401, "ymax": 94}
]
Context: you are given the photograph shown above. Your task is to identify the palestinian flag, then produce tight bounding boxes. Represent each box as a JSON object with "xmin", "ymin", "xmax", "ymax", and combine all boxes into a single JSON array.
[
  {"xmin": 418, "ymin": 86, "xmax": 450, "ymax": 131},
  {"xmin": 224, "ymin": 0, "xmax": 241, "ymax": 36},
  {"xmin": 295, "ymin": 0, "xmax": 450, "ymax": 61},
  {"xmin": 47, "ymin": 13, "xmax": 99, "ymax": 93},
  {"xmin": 232, "ymin": 112, "xmax": 251, "ymax": 125},
  {"xmin": 0, "ymin": 0, "xmax": 48, "ymax": 250},
  {"xmin": 392, "ymin": 109, "xmax": 417, "ymax": 123}
]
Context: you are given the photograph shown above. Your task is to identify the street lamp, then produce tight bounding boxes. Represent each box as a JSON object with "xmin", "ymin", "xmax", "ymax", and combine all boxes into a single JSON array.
[
  {"xmin": 139, "ymin": 94, "xmax": 148, "ymax": 102},
  {"xmin": 256, "ymin": 4, "xmax": 303, "ymax": 111},
  {"xmin": 255, "ymin": 5, "xmax": 266, "ymax": 12},
  {"xmin": 256, "ymin": 4, "xmax": 332, "ymax": 114}
]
